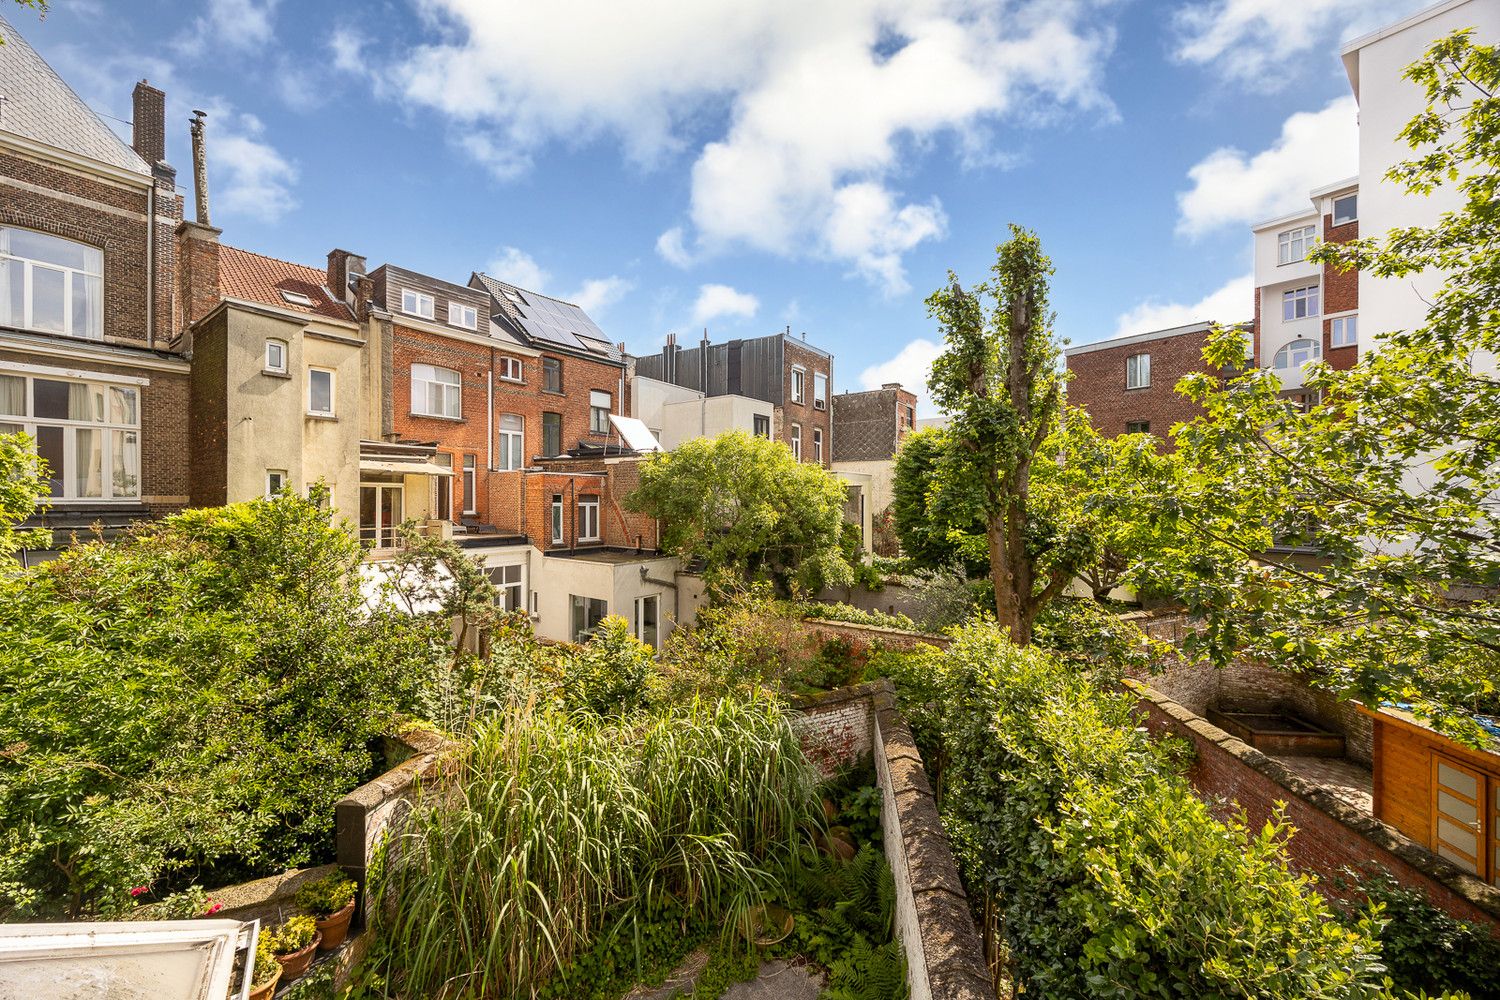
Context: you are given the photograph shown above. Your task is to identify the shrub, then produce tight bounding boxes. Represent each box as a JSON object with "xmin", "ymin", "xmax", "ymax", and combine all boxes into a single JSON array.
[
  {"xmin": 884, "ymin": 623, "xmax": 1387, "ymax": 998},
  {"xmin": 650, "ymin": 587, "xmax": 808, "ymax": 702},
  {"xmin": 266, "ymin": 914, "xmax": 318, "ymax": 955},
  {"xmin": 564, "ymin": 615, "xmax": 655, "ymax": 717},
  {"xmin": 294, "ymin": 871, "xmax": 356, "ymax": 918},
  {"xmin": 0, "ymin": 493, "xmax": 444, "ymax": 918},
  {"xmin": 802, "ymin": 601, "xmax": 921, "ymax": 632}
]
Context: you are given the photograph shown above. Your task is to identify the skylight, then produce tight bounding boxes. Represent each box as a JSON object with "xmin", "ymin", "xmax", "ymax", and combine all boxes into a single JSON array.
[{"xmin": 280, "ymin": 290, "xmax": 315, "ymax": 307}]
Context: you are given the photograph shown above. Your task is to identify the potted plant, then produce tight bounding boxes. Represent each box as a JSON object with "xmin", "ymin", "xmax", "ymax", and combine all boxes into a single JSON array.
[
  {"xmin": 248, "ymin": 935, "xmax": 281, "ymax": 1000},
  {"xmin": 266, "ymin": 915, "xmax": 321, "ymax": 982},
  {"xmin": 294, "ymin": 871, "xmax": 358, "ymax": 951}
]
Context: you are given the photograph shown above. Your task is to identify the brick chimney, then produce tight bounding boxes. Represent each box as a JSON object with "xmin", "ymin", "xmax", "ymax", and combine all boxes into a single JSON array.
[
  {"xmin": 131, "ymin": 81, "xmax": 165, "ymax": 166},
  {"xmin": 327, "ymin": 249, "xmax": 366, "ymax": 311}
]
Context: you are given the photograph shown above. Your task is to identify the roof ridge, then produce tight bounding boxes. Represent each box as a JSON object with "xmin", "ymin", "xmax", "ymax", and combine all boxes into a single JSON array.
[
  {"xmin": 220, "ymin": 242, "xmax": 326, "ymax": 275},
  {"xmin": 473, "ymin": 270, "xmax": 579, "ymax": 308}
]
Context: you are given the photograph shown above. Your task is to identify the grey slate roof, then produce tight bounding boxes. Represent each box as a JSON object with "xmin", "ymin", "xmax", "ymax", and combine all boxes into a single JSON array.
[{"xmin": 0, "ymin": 13, "xmax": 150, "ymax": 175}]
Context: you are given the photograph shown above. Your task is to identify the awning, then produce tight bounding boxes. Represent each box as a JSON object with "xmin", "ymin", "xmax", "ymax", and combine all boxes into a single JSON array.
[{"xmin": 359, "ymin": 459, "xmax": 454, "ymax": 477}]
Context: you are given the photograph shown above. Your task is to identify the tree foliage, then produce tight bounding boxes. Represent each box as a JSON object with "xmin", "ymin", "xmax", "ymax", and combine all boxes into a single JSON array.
[
  {"xmin": 624, "ymin": 431, "xmax": 856, "ymax": 596},
  {"xmin": 889, "ymin": 427, "xmax": 984, "ymax": 572},
  {"xmin": 1145, "ymin": 31, "xmax": 1500, "ymax": 736},
  {"xmin": 0, "ymin": 431, "xmax": 49, "ymax": 559}
]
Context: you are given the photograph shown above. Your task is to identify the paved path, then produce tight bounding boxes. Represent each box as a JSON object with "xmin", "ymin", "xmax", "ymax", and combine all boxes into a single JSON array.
[{"xmin": 720, "ymin": 959, "xmax": 824, "ymax": 1000}]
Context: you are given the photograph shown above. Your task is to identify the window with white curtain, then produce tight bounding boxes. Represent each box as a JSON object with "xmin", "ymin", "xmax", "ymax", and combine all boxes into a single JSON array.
[
  {"xmin": 1125, "ymin": 353, "xmax": 1151, "ymax": 389},
  {"xmin": 411, "ymin": 363, "xmax": 461, "ymax": 418},
  {"xmin": 0, "ymin": 228, "xmax": 103, "ymax": 340},
  {"xmin": 589, "ymin": 390, "xmax": 611, "ymax": 434},
  {"xmin": 0, "ymin": 371, "xmax": 139, "ymax": 500},
  {"xmin": 448, "ymin": 301, "xmax": 477, "ymax": 329},
  {"xmin": 498, "ymin": 413, "xmax": 524, "ymax": 470}
]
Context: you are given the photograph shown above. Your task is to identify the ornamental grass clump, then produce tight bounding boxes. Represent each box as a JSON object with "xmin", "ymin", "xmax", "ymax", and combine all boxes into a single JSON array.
[{"xmin": 369, "ymin": 694, "xmax": 818, "ymax": 999}]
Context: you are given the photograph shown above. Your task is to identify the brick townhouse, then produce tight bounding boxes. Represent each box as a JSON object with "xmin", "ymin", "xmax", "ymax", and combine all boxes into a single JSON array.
[
  {"xmin": 830, "ymin": 382, "xmax": 918, "ymax": 554},
  {"xmin": 0, "ymin": 16, "xmax": 189, "ymax": 555},
  {"xmin": 633, "ymin": 330, "xmax": 833, "ymax": 466}
]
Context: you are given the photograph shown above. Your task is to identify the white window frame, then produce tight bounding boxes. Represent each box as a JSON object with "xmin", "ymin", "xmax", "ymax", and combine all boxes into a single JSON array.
[
  {"xmin": 491, "ymin": 563, "xmax": 524, "ymax": 611},
  {"xmin": 1125, "ymin": 353, "xmax": 1150, "ymax": 390},
  {"xmin": 1273, "ymin": 338, "xmax": 1322, "ymax": 370},
  {"xmin": 1332, "ymin": 194, "xmax": 1357, "ymax": 227},
  {"xmin": 1282, "ymin": 285, "xmax": 1320, "ymax": 321},
  {"xmin": 635, "ymin": 593, "xmax": 660, "ymax": 647},
  {"xmin": 570, "ymin": 594, "xmax": 608, "ymax": 642},
  {"xmin": 411, "ymin": 363, "xmax": 462, "ymax": 419},
  {"xmin": 264, "ymin": 339, "xmax": 287, "ymax": 374},
  {"xmin": 1330, "ymin": 314, "xmax": 1358, "ymax": 348},
  {"xmin": 462, "ymin": 454, "xmax": 477, "ymax": 515},
  {"xmin": 0, "ymin": 227, "xmax": 104, "ymax": 341},
  {"xmin": 448, "ymin": 301, "xmax": 478, "ymax": 329},
  {"xmin": 551, "ymin": 493, "xmax": 564, "ymax": 543},
  {"xmin": 813, "ymin": 427, "xmax": 823, "ymax": 463},
  {"xmin": 266, "ymin": 469, "xmax": 288, "ymax": 497},
  {"xmin": 280, "ymin": 290, "xmax": 314, "ymax": 307},
  {"xmin": 307, "ymin": 367, "xmax": 335, "ymax": 417},
  {"xmin": 589, "ymin": 390, "xmax": 611, "ymax": 435},
  {"xmin": 543, "ymin": 357, "xmax": 563, "ymax": 393},
  {"xmin": 433, "ymin": 451, "xmax": 453, "ymax": 521},
  {"xmin": 577, "ymin": 494, "xmax": 601, "ymax": 541},
  {"xmin": 401, "ymin": 288, "xmax": 435, "ymax": 319},
  {"xmin": 499, "ymin": 356, "xmax": 524, "ymax": 383},
  {"xmin": 0, "ymin": 370, "xmax": 141, "ymax": 502},
  {"xmin": 1277, "ymin": 225, "xmax": 1317, "ymax": 265},
  {"xmin": 791, "ymin": 366, "xmax": 806, "ymax": 404},
  {"xmin": 791, "ymin": 423, "xmax": 802, "ymax": 461},
  {"xmin": 498, "ymin": 413, "xmax": 524, "ymax": 471},
  {"xmin": 753, "ymin": 413, "xmax": 771, "ymax": 438},
  {"xmin": 813, "ymin": 372, "xmax": 828, "ymax": 410}
]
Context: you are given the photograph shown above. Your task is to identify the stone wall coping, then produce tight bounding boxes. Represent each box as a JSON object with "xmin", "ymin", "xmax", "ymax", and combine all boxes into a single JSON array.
[
  {"xmin": 800, "ymin": 616, "xmax": 951, "ymax": 646},
  {"xmin": 1126, "ymin": 678, "xmax": 1500, "ymax": 921},
  {"xmin": 789, "ymin": 678, "xmax": 891, "ymax": 712}
]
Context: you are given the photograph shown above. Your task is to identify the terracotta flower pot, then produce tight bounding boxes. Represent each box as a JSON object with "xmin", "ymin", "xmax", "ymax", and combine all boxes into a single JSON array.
[
  {"xmin": 247, "ymin": 966, "xmax": 281, "ymax": 1000},
  {"xmin": 315, "ymin": 899, "xmax": 356, "ymax": 951},
  {"xmin": 274, "ymin": 932, "xmax": 321, "ymax": 981}
]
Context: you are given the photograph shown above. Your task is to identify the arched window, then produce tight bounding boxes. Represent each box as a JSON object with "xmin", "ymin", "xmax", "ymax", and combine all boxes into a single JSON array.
[
  {"xmin": 1273, "ymin": 338, "xmax": 1322, "ymax": 370},
  {"xmin": 0, "ymin": 227, "xmax": 104, "ymax": 340}
]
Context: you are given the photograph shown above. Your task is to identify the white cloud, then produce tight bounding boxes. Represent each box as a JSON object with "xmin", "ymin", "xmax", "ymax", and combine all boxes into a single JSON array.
[
  {"xmin": 571, "ymin": 276, "xmax": 633, "ymax": 315},
  {"xmin": 1172, "ymin": 0, "xmax": 1425, "ymax": 85},
  {"xmin": 391, "ymin": 0, "xmax": 1117, "ymax": 292},
  {"xmin": 203, "ymin": 106, "xmax": 299, "ymax": 222},
  {"xmin": 329, "ymin": 26, "xmax": 367, "ymax": 75},
  {"xmin": 859, "ymin": 338, "xmax": 942, "ymax": 415},
  {"xmin": 487, "ymin": 246, "xmax": 551, "ymax": 292},
  {"xmin": 1112, "ymin": 272, "xmax": 1253, "ymax": 339},
  {"xmin": 691, "ymin": 284, "xmax": 760, "ymax": 325},
  {"xmin": 1176, "ymin": 97, "xmax": 1357, "ymax": 237},
  {"xmin": 177, "ymin": 0, "xmax": 281, "ymax": 56}
]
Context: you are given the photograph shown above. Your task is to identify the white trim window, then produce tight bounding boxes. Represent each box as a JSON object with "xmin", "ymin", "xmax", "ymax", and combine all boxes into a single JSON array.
[
  {"xmin": 791, "ymin": 423, "xmax": 802, "ymax": 461},
  {"xmin": 577, "ymin": 493, "xmax": 600, "ymax": 541},
  {"xmin": 571, "ymin": 595, "xmax": 608, "ymax": 641},
  {"xmin": 0, "ymin": 227, "xmax": 104, "ymax": 340},
  {"xmin": 0, "ymin": 371, "xmax": 140, "ymax": 500},
  {"xmin": 498, "ymin": 413, "xmax": 524, "ymax": 470},
  {"xmin": 1282, "ymin": 285, "xmax": 1320, "ymax": 321},
  {"xmin": 448, "ymin": 301, "xmax": 478, "ymax": 329},
  {"xmin": 490, "ymin": 563, "xmax": 523, "ymax": 611},
  {"xmin": 462, "ymin": 455, "xmax": 477, "ymax": 515},
  {"xmin": 499, "ymin": 356, "xmax": 523, "ymax": 382},
  {"xmin": 264, "ymin": 339, "xmax": 287, "ymax": 374},
  {"xmin": 813, "ymin": 372, "xmax": 828, "ymax": 410},
  {"xmin": 412, "ymin": 363, "xmax": 461, "ymax": 419},
  {"xmin": 635, "ymin": 593, "xmax": 660, "ymax": 648},
  {"xmin": 791, "ymin": 366, "xmax": 806, "ymax": 404},
  {"xmin": 1330, "ymin": 314, "xmax": 1358, "ymax": 348},
  {"xmin": 1125, "ymin": 352, "xmax": 1151, "ymax": 390},
  {"xmin": 1332, "ymin": 194, "xmax": 1357, "ymax": 227},
  {"xmin": 813, "ymin": 427, "xmax": 823, "ymax": 463},
  {"xmin": 307, "ymin": 367, "xmax": 335, "ymax": 416},
  {"xmin": 401, "ymin": 288, "xmax": 435, "ymax": 319},
  {"xmin": 589, "ymin": 390, "xmax": 611, "ymax": 434},
  {"xmin": 266, "ymin": 469, "xmax": 287, "ymax": 496},
  {"xmin": 1277, "ymin": 225, "xmax": 1317, "ymax": 265},
  {"xmin": 1273, "ymin": 338, "xmax": 1322, "ymax": 370},
  {"xmin": 551, "ymin": 493, "xmax": 564, "ymax": 543}
]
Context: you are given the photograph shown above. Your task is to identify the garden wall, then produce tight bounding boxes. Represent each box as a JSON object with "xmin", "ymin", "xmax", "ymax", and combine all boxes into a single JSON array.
[
  {"xmin": 791, "ymin": 680, "xmax": 992, "ymax": 1000},
  {"xmin": 798, "ymin": 617, "xmax": 951, "ymax": 653},
  {"xmin": 1129, "ymin": 680, "xmax": 1500, "ymax": 932}
]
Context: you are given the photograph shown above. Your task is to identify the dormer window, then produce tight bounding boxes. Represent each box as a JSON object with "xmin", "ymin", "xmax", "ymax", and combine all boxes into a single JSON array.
[
  {"xmin": 448, "ymin": 302, "xmax": 478, "ymax": 329},
  {"xmin": 280, "ymin": 290, "xmax": 315, "ymax": 307},
  {"xmin": 0, "ymin": 227, "xmax": 103, "ymax": 340},
  {"xmin": 401, "ymin": 288, "xmax": 435, "ymax": 319}
]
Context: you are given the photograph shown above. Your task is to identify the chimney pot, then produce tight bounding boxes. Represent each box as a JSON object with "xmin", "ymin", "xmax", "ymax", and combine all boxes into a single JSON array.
[
  {"xmin": 131, "ymin": 81, "xmax": 166, "ymax": 167},
  {"xmin": 326, "ymin": 249, "xmax": 366, "ymax": 310},
  {"xmin": 882, "ymin": 382, "xmax": 901, "ymax": 391}
]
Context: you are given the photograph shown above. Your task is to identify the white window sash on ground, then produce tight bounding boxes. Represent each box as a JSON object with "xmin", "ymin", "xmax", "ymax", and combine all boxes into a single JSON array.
[
  {"xmin": 308, "ymin": 368, "xmax": 335, "ymax": 416},
  {"xmin": 635, "ymin": 594, "xmax": 660, "ymax": 647},
  {"xmin": 1330, "ymin": 315, "xmax": 1358, "ymax": 348},
  {"xmin": 1282, "ymin": 285, "xmax": 1320, "ymax": 321},
  {"xmin": 264, "ymin": 339, "xmax": 287, "ymax": 374},
  {"xmin": 0, "ymin": 371, "xmax": 140, "ymax": 501},
  {"xmin": 1277, "ymin": 226, "xmax": 1317, "ymax": 265},
  {"xmin": 578, "ymin": 495, "xmax": 600, "ymax": 541},
  {"xmin": 589, "ymin": 390, "xmax": 611, "ymax": 434},
  {"xmin": 498, "ymin": 413, "xmax": 524, "ymax": 470},
  {"xmin": 1125, "ymin": 353, "xmax": 1150, "ymax": 389},
  {"xmin": 448, "ymin": 301, "xmax": 477, "ymax": 329},
  {"xmin": 462, "ymin": 455, "xmax": 477, "ymax": 515},
  {"xmin": 412, "ymin": 364, "xmax": 461, "ymax": 419},
  {"xmin": 0, "ymin": 227, "xmax": 103, "ymax": 341},
  {"xmin": 401, "ymin": 288, "xmax": 434, "ymax": 319}
]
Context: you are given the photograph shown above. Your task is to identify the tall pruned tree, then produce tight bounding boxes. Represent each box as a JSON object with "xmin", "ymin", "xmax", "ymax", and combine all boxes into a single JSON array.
[{"xmin": 926, "ymin": 226, "xmax": 1076, "ymax": 644}]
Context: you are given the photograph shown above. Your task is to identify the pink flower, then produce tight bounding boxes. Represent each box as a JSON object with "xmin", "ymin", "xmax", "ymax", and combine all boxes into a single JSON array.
[
  {"xmin": 129, "ymin": 886, "xmax": 148, "ymax": 898},
  {"xmin": 202, "ymin": 902, "xmax": 223, "ymax": 916}
]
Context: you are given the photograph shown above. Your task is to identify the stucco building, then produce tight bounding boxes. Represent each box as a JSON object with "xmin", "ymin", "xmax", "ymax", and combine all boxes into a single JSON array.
[{"xmin": 830, "ymin": 382, "xmax": 918, "ymax": 555}]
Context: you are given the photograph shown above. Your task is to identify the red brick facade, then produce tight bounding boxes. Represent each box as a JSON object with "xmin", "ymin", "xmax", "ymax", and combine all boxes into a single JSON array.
[
  {"xmin": 1066, "ymin": 325, "xmax": 1215, "ymax": 446},
  {"xmin": 1321, "ymin": 214, "xmax": 1359, "ymax": 371},
  {"xmin": 782, "ymin": 339, "xmax": 833, "ymax": 466},
  {"xmin": 514, "ymin": 456, "xmax": 657, "ymax": 552}
]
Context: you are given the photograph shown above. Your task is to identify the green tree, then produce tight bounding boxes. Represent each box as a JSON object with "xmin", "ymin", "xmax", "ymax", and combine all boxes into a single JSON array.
[
  {"xmin": 1148, "ymin": 30, "xmax": 1500, "ymax": 737},
  {"xmin": 1, "ymin": 1, "xmax": 48, "ymax": 45},
  {"xmin": 889, "ymin": 427, "xmax": 985, "ymax": 572},
  {"xmin": 0, "ymin": 431, "xmax": 49, "ymax": 559},
  {"xmin": 925, "ymin": 226, "xmax": 1076, "ymax": 644},
  {"xmin": 623, "ymin": 431, "xmax": 856, "ymax": 596}
]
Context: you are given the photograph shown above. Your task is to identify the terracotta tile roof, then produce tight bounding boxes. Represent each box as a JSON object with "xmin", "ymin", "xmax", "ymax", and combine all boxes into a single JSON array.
[{"xmin": 218, "ymin": 245, "xmax": 354, "ymax": 322}]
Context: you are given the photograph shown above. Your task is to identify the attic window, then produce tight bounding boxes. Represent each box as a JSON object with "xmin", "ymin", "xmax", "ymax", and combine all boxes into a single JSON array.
[
  {"xmin": 503, "ymin": 290, "xmax": 522, "ymax": 304},
  {"xmin": 280, "ymin": 290, "xmax": 315, "ymax": 307}
]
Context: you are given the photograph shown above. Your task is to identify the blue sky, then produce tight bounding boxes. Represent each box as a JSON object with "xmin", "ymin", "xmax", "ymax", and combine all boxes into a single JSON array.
[{"xmin": 13, "ymin": 0, "xmax": 1429, "ymax": 412}]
